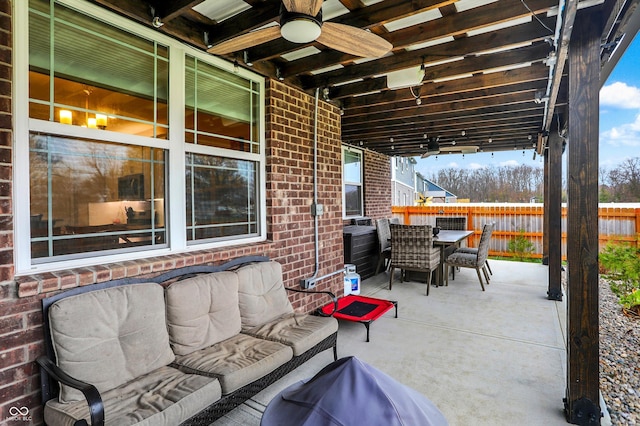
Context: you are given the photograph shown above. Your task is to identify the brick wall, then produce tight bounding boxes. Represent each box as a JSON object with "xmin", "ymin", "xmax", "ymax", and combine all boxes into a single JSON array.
[
  {"xmin": 364, "ymin": 150, "xmax": 392, "ymax": 220},
  {"xmin": 0, "ymin": 11, "xmax": 344, "ymax": 419},
  {"xmin": 265, "ymin": 80, "xmax": 344, "ymax": 311}
]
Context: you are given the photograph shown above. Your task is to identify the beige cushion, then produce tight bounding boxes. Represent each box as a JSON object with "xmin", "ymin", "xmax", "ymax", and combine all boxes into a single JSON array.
[
  {"xmin": 166, "ymin": 271, "xmax": 241, "ymax": 356},
  {"xmin": 48, "ymin": 283, "xmax": 175, "ymax": 403},
  {"xmin": 236, "ymin": 261, "xmax": 293, "ymax": 329},
  {"xmin": 44, "ymin": 366, "xmax": 220, "ymax": 426},
  {"xmin": 173, "ymin": 333, "xmax": 293, "ymax": 395},
  {"xmin": 244, "ymin": 314, "xmax": 338, "ymax": 356}
]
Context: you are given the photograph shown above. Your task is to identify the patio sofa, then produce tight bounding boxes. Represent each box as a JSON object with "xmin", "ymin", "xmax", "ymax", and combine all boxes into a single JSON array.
[{"xmin": 37, "ymin": 256, "xmax": 339, "ymax": 426}]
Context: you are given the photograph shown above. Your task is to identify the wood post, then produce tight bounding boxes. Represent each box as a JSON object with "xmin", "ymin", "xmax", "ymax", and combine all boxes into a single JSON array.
[
  {"xmin": 543, "ymin": 150, "xmax": 550, "ymax": 265},
  {"xmin": 565, "ymin": 10, "xmax": 602, "ymax": 425},
  {"xmin": 547, "ymin": 132, "xmax": 563, "ymax": 301}
]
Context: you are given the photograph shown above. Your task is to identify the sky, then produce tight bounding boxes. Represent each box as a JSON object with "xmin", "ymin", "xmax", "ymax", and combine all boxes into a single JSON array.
[{"xmin": 416, "ymin": 31, "xmax": 640, "ymax": 178}]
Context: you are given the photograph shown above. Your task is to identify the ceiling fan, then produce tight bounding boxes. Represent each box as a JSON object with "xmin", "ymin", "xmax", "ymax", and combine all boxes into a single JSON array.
[{"xmin": 207, "ymin": 0, "xmax": 393, "ymax": 58}]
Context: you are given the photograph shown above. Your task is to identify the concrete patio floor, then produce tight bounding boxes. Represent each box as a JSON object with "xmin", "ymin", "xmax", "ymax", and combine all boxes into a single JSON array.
[{"xmin": 213, "ymin": 260, "xmax": 570, "ymax": 426}]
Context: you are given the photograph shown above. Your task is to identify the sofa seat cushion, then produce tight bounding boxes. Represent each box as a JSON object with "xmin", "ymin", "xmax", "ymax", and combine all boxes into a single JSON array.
[
  {"xmin": 236, "ymin": 261, "xmax": 294, "ymax": 329},
  {"xmin": 166, "ymin": 271, "xmax": 242, "ymax": 356},
  {"xmin": 48, "ymin": 283, "xmax": 175, "ymax": 403},
  {"xmin": 173, "ymin": 333, "xmax": 293, "ymax": 395},
  {"xmin": 244, "ymin": 314, "xmax": 338, "ymax": 356},
  {"xmin": 43, "ymin": 366, "xmax": 221, "ymax": 426}
]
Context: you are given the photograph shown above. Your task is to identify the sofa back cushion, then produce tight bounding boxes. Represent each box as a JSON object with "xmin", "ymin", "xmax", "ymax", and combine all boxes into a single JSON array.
[
  {"xmin": 165, "ymin": 271, "xmax": 242, "ymax": 356},
  {"xmin": 236, "ymin": 261, "xmax": 294, "ymax": 329},
  {"xmin": 48, "ymin": 283, "xmax": 175, "ymax": 403}
]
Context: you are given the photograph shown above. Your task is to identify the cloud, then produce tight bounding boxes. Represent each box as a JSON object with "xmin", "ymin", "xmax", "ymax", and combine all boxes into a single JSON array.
[
  {"xmin": 468, "ymin": 162, "xmax": 485, "ymax": 170},
  {"xmin": 446, "ymin": 162, "xmax": 460, "ymax": 168},
  {"xmin": 601, "ymin": 113, "xmax": 640, "ymax": 147},
  {"xmin": 600, "ymin": 82, "xmax": 640, "ymax": 109},
  {"xmin": 500, "ymin": 159, "xmax": 520, "ymax": 167}
]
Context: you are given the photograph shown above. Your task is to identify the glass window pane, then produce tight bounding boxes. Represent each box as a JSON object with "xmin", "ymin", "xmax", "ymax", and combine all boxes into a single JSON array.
[
  {"xmin": 186, "ymin": 153, "xmax": 258, "ymax": 241},
  {"xmin": 344, "ymin": 150, "xmax": 362, "ymax": 183},
  {"xmin": 29, "ymin": 0, "xmax": 169, "ymax": 138},
  {"xmin": 29, "ymin": 133, "xmax": 167, "ymax": 261},
  {"xmin": 345, "ymin": 184, "xmax": 362, "ymax": 217},
  {"xmin": 185, "ymin": 56, "xmax": 259, "ymax": 153}
]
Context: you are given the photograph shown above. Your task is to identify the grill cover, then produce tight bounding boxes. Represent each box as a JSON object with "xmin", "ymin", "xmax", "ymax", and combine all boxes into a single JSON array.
[{"xmin": 261, "ymin": 356, "xmax": 448, "ymax": 426}]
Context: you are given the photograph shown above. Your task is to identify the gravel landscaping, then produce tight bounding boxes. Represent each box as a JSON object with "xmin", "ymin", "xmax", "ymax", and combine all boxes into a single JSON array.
[{"xmin": 599, "ymin": 279, "xmax": 640, "ymax": 425}]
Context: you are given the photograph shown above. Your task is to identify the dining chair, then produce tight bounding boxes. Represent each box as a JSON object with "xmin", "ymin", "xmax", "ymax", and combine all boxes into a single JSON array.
[
  {"xmin": 453, "ymin": 222, "xmax": 495, "ymax": 275},
  {"xmin": 444, "ymin": 223, "xmax": 494, "ymax": 291},
  {"xmin": 435, "ymin": 217, "xmax": 466, "ymax": 280},
  {"xmin": 389, "ymin": 224, "xmax": 440, "ymax": 296},
  {"xmin": 435, "ymin": 217, "xmax": 466, "ymax": 230},
  {"xmin": 375, "ymin": 218, "xmax": 391, "ymax": 274}
]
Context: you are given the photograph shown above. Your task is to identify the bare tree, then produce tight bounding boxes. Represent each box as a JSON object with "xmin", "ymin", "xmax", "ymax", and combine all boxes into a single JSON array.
[
  {"xmin": 431, "ymin": 164, "xmax": 544, "ymax": 202},
  {"xmin": 602, "ymin": 158, "xmax": 640, "ymax": 202}
]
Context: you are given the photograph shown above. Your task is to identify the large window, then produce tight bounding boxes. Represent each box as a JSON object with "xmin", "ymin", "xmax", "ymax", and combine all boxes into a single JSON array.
[
  {"xmin": 343, "ymin": 147, "xmax": 363, "ymax": 218},
  {"xmin": 16, "ymin": 0, "xmax": 265, "ymax": 272}
]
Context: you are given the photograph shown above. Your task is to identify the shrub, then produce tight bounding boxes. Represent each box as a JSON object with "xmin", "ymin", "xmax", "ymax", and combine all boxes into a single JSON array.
[
  {"xmin": 507, "ymin": 229, "xmax": 535, "ymax": 261},
  {"xmin": 599, "ymin": 242, "xmax": 640, "ymax": 312}
]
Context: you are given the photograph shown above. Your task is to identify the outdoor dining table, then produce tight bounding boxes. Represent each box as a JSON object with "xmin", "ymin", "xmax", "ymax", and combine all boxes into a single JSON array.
[{"xmin": 432, "ymin": 229, "xmax": 474, "ymax": 286}]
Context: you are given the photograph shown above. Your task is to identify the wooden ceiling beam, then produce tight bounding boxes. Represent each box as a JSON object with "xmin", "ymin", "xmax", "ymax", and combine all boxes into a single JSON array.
[
  {"xmin": 355, "ymin": 124, "xmax": 542, "ymax": 146},
  {"xmin": 341, "ymin": 63, "xmax": 552, "ymax": 109},
  {"xmin": 153, "ymin": 1, "xmax": 204, "ymax": 23},
  {"xmin": 342, "ymin": 101, "xmax": 548, "ymax": 129},
  {"xmin": 329, "ymin": 43, "xmax": 550, "ymax": 100},
  {"xmin": 279, "ymin": 0, "xmax": 557, "ymax": 77},
  {"xmin": 202, "ymin": 0, "xmax": 281, "ymax": 46},
  {"xmin": 384, "ymin": 0, "xmax": 557, "ymax": 49},
  {"xmin": 343, "ymin": 110, "xmax": 544, "ymax": 137},
  {"xmin": 342, "ymin": 113, "xmax": 544, "ymax": 140},
  {"xmin": 293, "ymin": 16, "xmax": 555, "ymax": 85},
  {"xmin": 240, "ymin": 0, "xmax": 457, "ymax": 63},
  {"xmin": 343, "ymin": 80, "xmax": 546, "ymax": 118}
]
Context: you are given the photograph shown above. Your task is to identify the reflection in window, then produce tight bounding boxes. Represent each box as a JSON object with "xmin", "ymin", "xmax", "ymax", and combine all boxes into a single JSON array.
[
  {"xmin": 185, "ymin": 55, "xmax": 260, "ymax": 152},
  {"xmin": 343, "ymin": 147, "xmax": 363, "ymax": 217},
  {"xmin": 29, "ymin": 0, "xmax": 169, "ymax": 138},
  {"xmin": 29, "ymin": 134, "xmax": 166, "ymax": 261},
  {"xmin": 186, "ymin": 153, "xmax": 258, "ymax": 242}
]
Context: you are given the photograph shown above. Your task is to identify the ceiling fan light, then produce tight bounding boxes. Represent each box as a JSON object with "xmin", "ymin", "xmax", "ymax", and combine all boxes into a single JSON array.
[{"xmin": 281, "ymin": 17, "xmax": 322, "ymax": 43}]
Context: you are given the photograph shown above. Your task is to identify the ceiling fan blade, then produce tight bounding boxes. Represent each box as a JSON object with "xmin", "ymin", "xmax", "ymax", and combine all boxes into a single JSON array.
[
  {"xmin": 208, "ymin": 26, "xmax": 281, "ymax": 55},
  {"xmin": 318, "ymin": 23, "xmax": 392, "ymax": 58},
  {"xmin": 283, "ymin": 0, "xmax": 323, "ymax": 16}
]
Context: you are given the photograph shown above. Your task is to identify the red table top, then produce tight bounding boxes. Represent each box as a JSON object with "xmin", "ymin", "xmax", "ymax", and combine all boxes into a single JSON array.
[{"xmin": 320, "ymin": 294, "xmax": 395, "ymax": 322}]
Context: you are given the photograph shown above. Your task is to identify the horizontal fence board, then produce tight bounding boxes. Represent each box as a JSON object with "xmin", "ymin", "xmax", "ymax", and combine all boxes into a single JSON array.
[{"xmin": 392, "ymin": 203, "xmax": 639, "ymax": 260}]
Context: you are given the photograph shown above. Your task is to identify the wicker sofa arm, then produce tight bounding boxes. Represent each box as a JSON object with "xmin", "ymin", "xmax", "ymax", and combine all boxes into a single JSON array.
[
  {"xmin": 36, "ymin": 356, "xmax": 105, "ymax": 426},
  {"xmin": 285, "ymin": 287, "xmax": 338, "ymax": 315}
]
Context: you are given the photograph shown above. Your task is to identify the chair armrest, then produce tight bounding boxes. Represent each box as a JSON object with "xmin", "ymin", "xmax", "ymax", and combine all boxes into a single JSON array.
[
  {"xmin": 36, "ymin": 356, "xmax": 105, "ymax": 426},
  {"xmin": 285, "ymin": 287, "xmax": 338, "ymax": 315}
]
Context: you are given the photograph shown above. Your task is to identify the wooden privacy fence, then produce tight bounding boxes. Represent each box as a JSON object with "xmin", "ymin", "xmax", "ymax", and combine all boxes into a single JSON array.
[{"xmin": 391, "ymin": 203, "xmax": 640, "ymax": 260}]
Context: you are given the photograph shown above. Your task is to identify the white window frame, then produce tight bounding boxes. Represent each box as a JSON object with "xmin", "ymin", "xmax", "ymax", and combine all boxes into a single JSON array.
[
  {"xmin": 13, "ymin": 0, "xmax": 266, "ymax": 275},
  {"xmin": 342, "ymin": 146, "xmax": 364, "ymax": 219}
]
